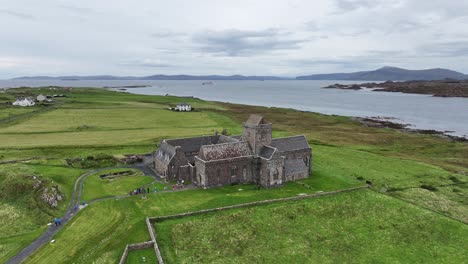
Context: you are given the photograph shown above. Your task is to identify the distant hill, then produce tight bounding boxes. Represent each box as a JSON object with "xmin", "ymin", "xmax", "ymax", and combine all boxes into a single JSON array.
[
  {"xmin": 296, "ymin": 67, "xmax": 468, "ymax": 81},
  {"xmin": 12, "ymin": 67, "xmax": 468, "ymax": 81},
  {"xmin": 13, "ymin": 75, "xmax": 289, "ymax": 81}
]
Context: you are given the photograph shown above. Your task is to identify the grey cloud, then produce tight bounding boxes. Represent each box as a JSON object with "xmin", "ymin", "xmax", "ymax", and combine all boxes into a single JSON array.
[
  {"xmin": 0, "ymin": 9, "xmax": 35, "ymax": 20},
  {"xmin": 421, "ymin": 41, "xmax": 468, "ymax": 57},
  {"xmin": 193, "ymin": 29, "xmax": 304, "ymax": 56},
  {"xmin": 56, "ymin": 5, "xmax": 96, "ymax": 13},
  {"xmin": 120, "ymin": 60, "xmax": 171, "ymax": 68},
  {"xmin": 334, "ymin": 0, "xmax": 380, "ymax": 11}
]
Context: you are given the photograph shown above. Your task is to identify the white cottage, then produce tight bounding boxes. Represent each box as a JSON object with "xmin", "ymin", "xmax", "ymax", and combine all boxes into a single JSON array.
[
  {"xmin": 175, "ymin": 103, "xmax": 192, "ymax": 111},
  {"xmin": 13, "ymin": 98, "xmax": 35, "ymax": 107},
  {"xmin": 37, "ymin": 94, "xmax": 47, "ymax": 102}
]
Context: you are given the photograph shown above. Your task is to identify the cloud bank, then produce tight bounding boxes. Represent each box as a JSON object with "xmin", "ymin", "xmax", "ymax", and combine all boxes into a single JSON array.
[{"xmin": 1, "ymin": 0, "xmax": 467, "ymax": 78}]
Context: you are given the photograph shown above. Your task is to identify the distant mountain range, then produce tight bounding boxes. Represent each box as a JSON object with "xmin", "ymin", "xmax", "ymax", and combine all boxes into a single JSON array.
[
  {"xmin": 13, "ymin": 75, "xmax": 288, "ymax": 81},
  {"xmin": 296, "ymin": 67, "xmax": 468, "ymax": 81},
  {"xmin": 12, "ymin": 67, "xmax": 468, "ymax": 81}
]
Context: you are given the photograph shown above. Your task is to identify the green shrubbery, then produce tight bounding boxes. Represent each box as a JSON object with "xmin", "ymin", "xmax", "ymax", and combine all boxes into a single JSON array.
[{"xmin": 66, "ymin": 153, "xmax": 118, "ymax": 168}]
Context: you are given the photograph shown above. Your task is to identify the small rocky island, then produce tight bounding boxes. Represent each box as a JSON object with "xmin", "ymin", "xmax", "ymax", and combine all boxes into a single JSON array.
[{"xmin": 324, "ymin": 79, "xmax": 468, "ymax": 98}]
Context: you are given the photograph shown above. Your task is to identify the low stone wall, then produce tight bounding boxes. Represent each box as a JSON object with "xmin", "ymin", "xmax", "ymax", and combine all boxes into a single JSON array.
[
  {"xmin": 121, "ymin": 185, "xmax": 369, "ymax": 264},
  {"xmin": 119, "ymin": 241, "xmax": 154, "ymax": 264},
  {"xmin": 149, "ymin": 185, "xmax": 369, "ymax": 222}
]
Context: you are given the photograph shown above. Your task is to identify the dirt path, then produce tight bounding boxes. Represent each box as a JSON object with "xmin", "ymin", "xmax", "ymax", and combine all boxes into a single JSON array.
[{"xmin": 6, "ymin": 164, "xmax": 158, "ymax": 264}]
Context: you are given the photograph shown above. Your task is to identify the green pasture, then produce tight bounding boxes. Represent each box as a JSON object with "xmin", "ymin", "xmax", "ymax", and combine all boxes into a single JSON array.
[
  {"xmin": 155, "ymin": 189, "xmax": 468, "ymax": 264},
  {"xmin": 81, "ymin": 168, "xmax": 155, "ymax": 201},
  {"xmin": 0, "ymin": 87, "xmax": 466, "ymax": 263}
]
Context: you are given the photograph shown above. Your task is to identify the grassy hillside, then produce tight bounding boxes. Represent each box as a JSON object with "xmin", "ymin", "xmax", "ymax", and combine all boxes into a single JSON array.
[
  {"xmin": 0, "ymin": 87, "xmax": 466, "ymax": 263},
  {"xmin": 155, "ymin": 189, "xmax": 468, "ymax": 263}
]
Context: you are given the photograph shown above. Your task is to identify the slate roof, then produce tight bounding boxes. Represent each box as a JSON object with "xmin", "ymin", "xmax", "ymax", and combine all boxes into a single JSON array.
[
  {"xmin": 284, "ymin": 159, "xmax": 308, "ymax": 176},
  {"xmin": 199, "ymin": 142, "xmax": 252, "ymax": 161},
  {"xmin": 218, "ymin": 135, "xmax": 239, "ymax": 143},
  {"xmin": 165, "ymin": 135, "xmax": 219, "ymax": 153},
  {"xmin": 259, "ymin": 146, "xmax": 276, "ymax": 159},
  {"xmin": 155, "ymin": 141, "xmax": 175, "ymax": 164},
  {"xmin": 245, "ymin": 114, "xmax": 265, "ymax": 125},
  {"xmin": 270, "ymin": 135, "xmax": 310, "ymax": 152},
  {"xmin": 230, "ymin": 135, "xmax": 242, "ymax": 140}
]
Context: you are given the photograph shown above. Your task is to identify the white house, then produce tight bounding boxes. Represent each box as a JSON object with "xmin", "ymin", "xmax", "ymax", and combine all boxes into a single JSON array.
[
  {"xmin": 37, "ymin": 94, "xmax": 47, "ymax": 102},
  {"xmin": 13, "ymin": 98, "xmax": 35, "ymax": 107},
  {"xmin": 175, "ymin": 103, "xmax": 192, "ymax": 111}
]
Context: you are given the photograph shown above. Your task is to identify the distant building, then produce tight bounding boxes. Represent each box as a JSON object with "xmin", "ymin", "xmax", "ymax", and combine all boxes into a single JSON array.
[
  {"xmin": 36, "ymin": 94, "xmax": 47, "ymax": 102},
  {"xmin": 175, "ymin": 103, "xmax": 192, "ymax": 111},
  {"xmin": 154, "ymin": 114, "xmax": 312, "ymax": 188},
  {"xmin": 12, "ymin": 98, "xmax": 35, "ymax": 107}
]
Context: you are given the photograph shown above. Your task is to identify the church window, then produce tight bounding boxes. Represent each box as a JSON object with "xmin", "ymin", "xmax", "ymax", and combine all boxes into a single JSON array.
[
  {"xmin": 273, "ymin": 168, "xmax": 279, "ymax": 180},
  {"xmin": 231, "ymin": 166, "xmax": 237, "ymax": 177}
]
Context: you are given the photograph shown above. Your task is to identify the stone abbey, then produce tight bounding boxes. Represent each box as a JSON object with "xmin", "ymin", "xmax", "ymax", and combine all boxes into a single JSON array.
[{"xmin": 154, "ymin": 114, "xmax": 312, "ymax": 188}]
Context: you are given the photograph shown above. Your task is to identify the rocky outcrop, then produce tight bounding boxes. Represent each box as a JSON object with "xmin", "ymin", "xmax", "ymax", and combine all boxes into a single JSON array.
[
  {"xmin": 326, "ymin": 79, "xmax": 468, "ymax": 97},
  {"xmin": 40, "ymin": 186, "xmax": 63, "ymax": 208}
]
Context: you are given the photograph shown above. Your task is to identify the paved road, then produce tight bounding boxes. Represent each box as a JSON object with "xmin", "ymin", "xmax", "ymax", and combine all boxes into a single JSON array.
[{"xmin": 6, "ymin": 162, "xmax": 158, "ymax": 264}]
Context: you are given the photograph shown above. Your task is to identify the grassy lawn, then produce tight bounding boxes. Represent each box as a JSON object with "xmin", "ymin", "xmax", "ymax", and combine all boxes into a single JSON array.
[
  {"xmin": 0, "ymin": 87, "xmax": 466, "ymax": 263},
  {"xmin": 0, "ymin": 160, "xmax": 84, "ymax": 263},
  {"xmin": 24, "ymin": 144, "xmax": 464, "ymax": 263},
  {"xmin": 0, "ymin": 107, "xmax": 38, "ymax": 120},
  {"xmin": 82, "ymin": 168, "xmax": 155, "ymax": 201},
  {"xmin": 126, "ymin": 247, "xmax": 157, "ymax": 264},
  {"xmin": 155, "ymin": 189, "xmax": 468, "ymax": 264}
]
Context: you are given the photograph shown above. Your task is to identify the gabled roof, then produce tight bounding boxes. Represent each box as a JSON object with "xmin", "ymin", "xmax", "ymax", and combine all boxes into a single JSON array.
[
  {"xmin": 199, "ymin": 142, "xmax": 252, "ymax": 161},
  {"xmin": 155, "ymin": 141, "xmax": 176, "ymax": 164},
  {"xmin": 245, "ymin": 114, "xmax": 266, "ymax": 125},
  {"xmin": 284, "ymin": 159, "xmax": 308, "ymax": 176},
  {"xmin": 270, "ymin": 135, "xmax": 310, "ymax": 152},
  {"xmin": 165, "ymin": 136, "xmax": 219, "ymax": 153}
]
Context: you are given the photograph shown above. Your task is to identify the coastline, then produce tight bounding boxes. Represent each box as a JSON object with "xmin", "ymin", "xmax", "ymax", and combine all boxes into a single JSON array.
[
  {"xmin": 352, "ymin": 117, "xmax": 468, "ymax": 142},
  {"xmin": 323, "ymin": 80, "xmax": 468, "ymax": 98},
  {"xmin": 118, "ymin": 89, "xmax": 468, "ymax": 141}
]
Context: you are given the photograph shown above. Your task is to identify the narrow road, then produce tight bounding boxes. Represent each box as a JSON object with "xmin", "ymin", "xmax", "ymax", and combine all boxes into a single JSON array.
[{"xmin": 6, "ymin": 163, "xmax": 157, "ymax": 264}]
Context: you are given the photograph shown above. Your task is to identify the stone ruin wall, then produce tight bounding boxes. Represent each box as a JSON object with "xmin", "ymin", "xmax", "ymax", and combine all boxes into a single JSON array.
[
  {"xmin": 283, "ymin": 148, "xmax": 312, "ymax": 182},
  {"xmin": 258, "ymin": 156, "xmax": 285, "ymax": 187},
  {"xmin": 242, "ymin": 123, "xmax": 272, "ymax": 154},
  {"xmin": 197, "ymin": 156, "xmax": 255, "ymax": 187}
]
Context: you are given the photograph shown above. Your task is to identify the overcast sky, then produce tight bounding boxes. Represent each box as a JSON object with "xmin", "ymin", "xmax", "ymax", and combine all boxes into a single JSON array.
[{"xmin": 1, "ymin": 0, "xmax": 468, "ymax": 78}]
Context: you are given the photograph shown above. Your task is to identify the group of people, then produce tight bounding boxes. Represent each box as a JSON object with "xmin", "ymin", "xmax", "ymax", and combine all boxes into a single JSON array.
[
  {"xmin": 128, "ymin": 179, "xmax": 187, "ymax": 195},
  {"xmin": 172, "ymin": 179, "xmax": 185, "ymax": 190},
  {"xmin": 129, "ymin": 187, "xmax": 151, "ymax": 195},
  {"xmin": 53, "ymin": 218, "xmax": 62, "ymax": 226}
]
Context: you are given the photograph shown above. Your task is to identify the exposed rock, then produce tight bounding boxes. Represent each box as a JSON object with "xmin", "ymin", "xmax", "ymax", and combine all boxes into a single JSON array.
[
  {"xmin": 41, "ymin": 186, "xmax": 63, "ymax": 208},
  {"xmin": 327, "ymin": 79, "xmax": 468, "ymax": 97}
]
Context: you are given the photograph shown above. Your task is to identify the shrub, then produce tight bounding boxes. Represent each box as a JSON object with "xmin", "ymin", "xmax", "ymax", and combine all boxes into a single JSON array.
[
  {"xmin": 449, "ymin": 176, "xmax": 460, "ymax": 183},
  {"xmin": 420, "ymin": 184, "xmax": 438, "ymax": 191}
]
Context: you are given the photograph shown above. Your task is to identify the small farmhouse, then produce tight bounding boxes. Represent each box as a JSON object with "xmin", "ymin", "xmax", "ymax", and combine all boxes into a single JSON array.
[
  {"xmin": 36, "ymin": 94, "xmax": 47, "ymax": 102},
  {"xmin": 12, "ymin": 98, "xmax": 35, "ymax": 107},
  {"xmin": 175, "ymin": 103, "xmax": 192, "ymax": 111},
  {"xmin": 154, "ymin": 114, "xmax": 312, "ymax": 188}
]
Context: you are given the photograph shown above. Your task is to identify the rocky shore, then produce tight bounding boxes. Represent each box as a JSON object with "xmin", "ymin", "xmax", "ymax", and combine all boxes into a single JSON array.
[
  {"xmin": 324, "ymin": 79, "xmax": 468, "ymax": 98},
  {"xmin": 353, "ymin": 116, "xmax": 468, "ymax": 142}
]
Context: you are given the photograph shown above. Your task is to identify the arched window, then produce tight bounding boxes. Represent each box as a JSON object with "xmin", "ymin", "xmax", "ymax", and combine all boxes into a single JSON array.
[{"xmin": 231, "ymin": 166, "xmax": 237, "ymax": 177}]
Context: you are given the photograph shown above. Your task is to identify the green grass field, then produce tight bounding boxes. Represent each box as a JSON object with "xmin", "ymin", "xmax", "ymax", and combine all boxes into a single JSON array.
[
  {"xmin": 81, "ymin": 168, "xmax": 155, "ymax": 201},
  {"xmin": 0, "ymin": 87, "xmax": 466, "ymax": 263},
  {"xmin": 155, "ymin": 189, "xmax": 468, "ymax": 264}
]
